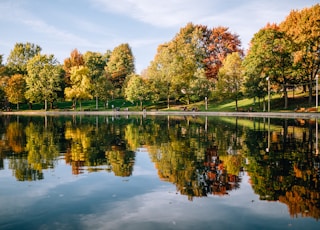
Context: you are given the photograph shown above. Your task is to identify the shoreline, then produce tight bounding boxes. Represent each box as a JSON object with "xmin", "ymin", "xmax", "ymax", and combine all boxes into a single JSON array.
[{"xmin": 1, "ymin": 110, "xmax": 319, "ymax": 119}]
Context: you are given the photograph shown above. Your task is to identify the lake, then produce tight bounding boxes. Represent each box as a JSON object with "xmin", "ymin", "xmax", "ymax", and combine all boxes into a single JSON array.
[{"xmin": 0, "ymin": 114, "xmax": 319, "ymax": 230}]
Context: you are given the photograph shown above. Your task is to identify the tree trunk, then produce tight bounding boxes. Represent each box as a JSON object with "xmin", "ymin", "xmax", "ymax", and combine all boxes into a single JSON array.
[
  {"xmin": 283, "ymin": 84, "xmax": 288, "ymax": 109},
  {"xmin": 96, "ymin": 96, "xmax": 98, "ymax": 110},
  {"xmin": 205, "ymin": 97, "xmax": 208, "ymax": 110},
  {"xmin": 309, "ymin": 81, "xmax": 313, "ymax": 105},
  {"xmin": 72, "ymin": 100, "xmax": 76, "ymax": 110},
  {"xmin": 235, "ymin": 98, "xmax": 238, "ymax": 111}
]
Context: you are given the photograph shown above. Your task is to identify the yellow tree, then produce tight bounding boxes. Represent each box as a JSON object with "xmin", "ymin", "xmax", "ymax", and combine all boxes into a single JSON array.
[
  {"xmin": 280, "ymin": 4, "xmax": 320, "ymax": 104},
  {"xmin": 64, "ymin": 66, "xmax": 93, "ymax": 110},
  {"xmin": 63, "ymin": 49, "xmax": 85, "ymax": 86},
  {"xmin": 216, "ymin": 52, "xmax": 243, "ymax": 110},
  {"xmin": 4, "ymin": 74, "xmax": 26, "ymax": 110}
]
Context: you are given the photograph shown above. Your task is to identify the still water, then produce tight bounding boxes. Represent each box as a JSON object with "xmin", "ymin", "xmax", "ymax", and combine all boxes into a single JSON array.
[{"xmin": 0, "ymin": 114, "xmax": 319, "ymax": 230}]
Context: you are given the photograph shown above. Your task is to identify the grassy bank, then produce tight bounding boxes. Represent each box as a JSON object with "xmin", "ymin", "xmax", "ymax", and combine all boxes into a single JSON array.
[{"xmin": 3, "ymin": 91, "xmax": 318, "ymax": 113}]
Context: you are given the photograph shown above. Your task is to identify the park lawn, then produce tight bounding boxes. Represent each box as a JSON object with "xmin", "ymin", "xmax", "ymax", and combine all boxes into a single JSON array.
[{"xmin": 6, "ymin": 90, "xmax": 318, "ymax": 113}]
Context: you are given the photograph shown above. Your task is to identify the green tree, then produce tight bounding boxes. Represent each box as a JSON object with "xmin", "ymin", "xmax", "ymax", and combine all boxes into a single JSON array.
[
  {"xmin": 26, "ymin": 54, "xmax": 63, "ymax": 110},
  {"xmin": 6, "ymin": 42, "xmax": 41, "ymax": 75},
  {"xmin": 168, "ymin": 23, "xmax": 203, "ymax": 105},
  {"xmin": 147, "ymin": 43, "xmax": 176, "ymax": 108},
  {"xmin": 216, "ymin": 52, "xmax": 243, "ymax": 110},
  {"xmin": 243, "ymin": 24, "xmax": 294, "ymax": 109},
  {"xmin": 242, "ymin": 52, "xmax": 268, "ymax": 108},
  {"xmin": 84, "ymin": 51, "xmax": 107, "ymax": 109},
  {"xmin": 4, "ymin": 74, "xmax": 26, "ymax": 110},
  {"xmin": 93, "ymin": 75, "xmax": 114, "ymax": 109},
  {"xmin": 64, "ymin": 66, "xmax": 93, "ymax": 110},
  {"xmin": 83, "ymin": 51, "xmax": 106, "ymax": 80},
  {"xmin": 189, "ymin": 68, "xmax": 214, "ymax": 107},
  {"xmin": 147, "ymin": 75, "xmax": 168, "ymax": 105},
  {"xmin": 124, "ymin": 74, "xmax": 149, "ymax": 109},
  {"xmin": 147, "ymin": 23, "xmax": 206, "ymax": 106},
  {"xmin": 105, "ymin": 43, "xmax": 135, "ymax": 93}
]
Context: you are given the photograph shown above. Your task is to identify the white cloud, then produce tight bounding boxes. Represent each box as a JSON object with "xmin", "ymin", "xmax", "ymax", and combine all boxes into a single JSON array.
[
  {"xmin": 22, "ymin": 19, "xmax": 91, "ymax": 46},
  {"xmin": 91, "ymin": 0, "xmax": 317, "ymax": 28},
  {"xmin": 91, "ymin": 0, "xmax": 318, "ymax": 51},
  {"xmin": 0, "ymin": 0, "xmax": 96, "ymax": 49},
  {"xmin": 91, "ymin": 0, "xmax": 217, "ymax": 28},
  {"xmin": 77, "ymin": 178, "xmax": 288, "ymax": 230}
]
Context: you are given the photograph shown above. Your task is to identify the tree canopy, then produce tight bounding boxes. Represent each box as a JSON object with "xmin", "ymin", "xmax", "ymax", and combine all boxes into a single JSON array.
[
  {"xmin": 7, "ymin": 42, "xmax": 42, "ymax": 75},
  {"xmin": 203, "ymin": 26, "xmax": 243, "ymax": 80},
  {"xmin": 64, "ymin": 65, "xmax": 93, "ymax": 110},
  {"xmin": 242, "ymin": 24, "xmax": 295, "ymax": 108},
  {"xmin": 146, "ymin": 22, "xmax": 242, "ymax": 106},
  {"xmin": 216, "ymin": 52, "xmax": 243, "ymax": 110},
  {"xmin": 63, "ymin": 49, "xmax": 85, "ymax": 85},
  {"xmin": 124, "ymin": 74, "xmax": 149, "ymax": 109},
  {"xmin": 4, "ymin": 74, "xmax": 26, "ymax": 110},
  {"xmin": 25, "ymin": 54, "xmax": 63, "ymax": 110},
  {"xmin": 105, "ymin": 43, "xmax": 135, "ymax": 91},
  {"xmin": 279, "ymin": 4, "xmax": 320, "ymax": 103}
]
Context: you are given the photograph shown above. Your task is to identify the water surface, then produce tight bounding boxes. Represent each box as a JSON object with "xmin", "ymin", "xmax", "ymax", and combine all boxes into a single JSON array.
[{"xmin": 0, "ymin": 115, "xmax": 319, "ymax": 230}]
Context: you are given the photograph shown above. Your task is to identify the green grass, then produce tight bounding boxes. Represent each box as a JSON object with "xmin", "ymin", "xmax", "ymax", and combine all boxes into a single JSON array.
[{"xmin": 3, "ymin": 91, "xmax": 318, "ymax": 112}]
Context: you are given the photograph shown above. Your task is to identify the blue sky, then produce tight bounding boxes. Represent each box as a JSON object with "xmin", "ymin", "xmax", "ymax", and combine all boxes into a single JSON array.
[{"xmin": 0, "ymin": 0, "xmax": 318, "ymax": 73}]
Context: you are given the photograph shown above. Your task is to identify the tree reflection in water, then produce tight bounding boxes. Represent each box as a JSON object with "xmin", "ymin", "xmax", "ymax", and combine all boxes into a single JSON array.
[{"xmin": 0, "ymin": 115, "xmax": 319, "ymax": 219}]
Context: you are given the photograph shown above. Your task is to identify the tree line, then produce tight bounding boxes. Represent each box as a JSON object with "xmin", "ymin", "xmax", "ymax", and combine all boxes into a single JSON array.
[
  {"xmin": 0, "ymin": 4, "xmax": 319, "ymax": 111},
  {"xmin": 0, "ymin": 43, "xmax": 134, "ymax": 110}
]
